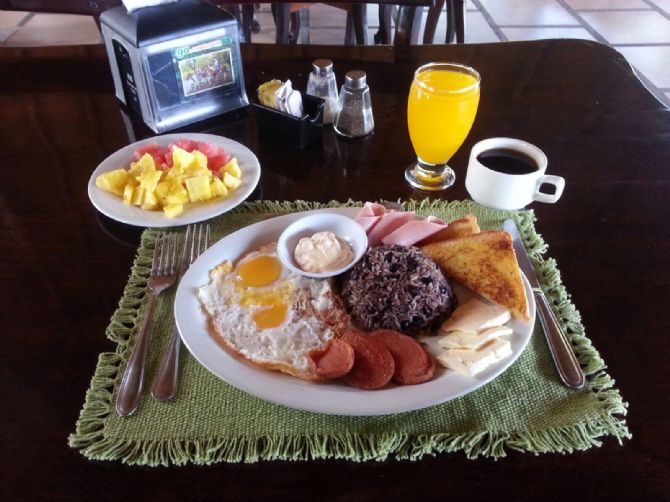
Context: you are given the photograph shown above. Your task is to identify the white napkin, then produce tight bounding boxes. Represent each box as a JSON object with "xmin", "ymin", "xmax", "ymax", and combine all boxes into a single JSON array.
[
  {"xmin": 122, "ymin": 0, "xmax": 178, "ymax": 13},
  {"xmin": 276, "ymin": 80, "xmax": 304, "ymax": 118}
]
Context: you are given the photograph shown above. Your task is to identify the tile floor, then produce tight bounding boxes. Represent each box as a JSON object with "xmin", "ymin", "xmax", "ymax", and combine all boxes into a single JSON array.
[{"xmin": 1, "ymin": 1, "xmax": 668, "ymax": 106}]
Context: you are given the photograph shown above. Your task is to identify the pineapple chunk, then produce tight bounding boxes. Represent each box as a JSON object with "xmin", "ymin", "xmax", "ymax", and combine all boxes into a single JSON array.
[
  {"xmin": 96, "ymin": 169, "xmax": 129, "ymax": 196},
  {"xmin": 222, "ymin": 171, "xmax": 242, "ymax": 190},
  {"xmin": 137, "ymin": 153, "xmax": 156, "ymax": 173},
  {"xmin": 154, "ymin": 180, "xmax": 172, "ymax": 204},
  {"xmin": 221, "ymin": 157, "xmax": 241, "ymax": 178},
  {"xmin": 122, "ymin": 183, "xmax": 135, "ymax": 205},
  {"xmin": 137, "ymin": 170, "xmax": 163, "ymax": 194},
  {"xmin": 132, "ymin": 186, "xmax": 146, "ymax": 206},
  {"xmin": 185, "ymin": 176, "xmax": 212, "ymax": 202},
  {"xmin": 164, "ymin": 164, "xmax": 182, "ymax": 181},
  {"xmin": 210, "ymin": 177, "xmax": 229, "ymax": 198},
  {"xmin": 191, "ymin": 149, "xmax": 208, "ymax": 170},
  {"xmin": 166, "ymin": 183, "xmax": 190, "ymax": 205},
  {"xmin": 172, "ymin": 146, "xmax": 195, "ymax": 170},
  {"xmin": 163, "ymin": 204, "xmax": 184, "ymax": 219},
  {"xmin": 141, "ymin": 191, "xmax": 159, "ymax": 211}
]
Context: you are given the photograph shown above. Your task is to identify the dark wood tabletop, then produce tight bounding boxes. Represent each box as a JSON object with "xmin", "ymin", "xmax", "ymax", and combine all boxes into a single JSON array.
[{"xmin": 1, "ymin": 40, "xmax": 669, "ymax": 501}]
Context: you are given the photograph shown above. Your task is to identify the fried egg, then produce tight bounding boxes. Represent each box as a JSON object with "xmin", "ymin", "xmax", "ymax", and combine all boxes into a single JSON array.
[{"xmin": 197, "ymin": 243, "xmax": 350, "ymax": 380}]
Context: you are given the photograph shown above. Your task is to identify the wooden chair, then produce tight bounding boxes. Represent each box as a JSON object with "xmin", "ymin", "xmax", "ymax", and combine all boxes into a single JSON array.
[
  {"xmin": 423, "ymin": 0, "xmax": 465, "ymax": 44},
  {"xmin": 272, "ymin": 3, "xmax": 368, "ymax": 45},
  {"xmin": 0, "ymin": 1, "xmax": 259, "ymax": 43}
]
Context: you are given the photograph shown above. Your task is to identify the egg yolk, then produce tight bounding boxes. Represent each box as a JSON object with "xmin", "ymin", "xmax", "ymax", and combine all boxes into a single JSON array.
[
  {"xmin": 253, "ymin": 303, "xmax": 288, "ymax": 329},
  {"xmin": 237, "ymin": 255, "xmax": 282, "ymax": 287}
]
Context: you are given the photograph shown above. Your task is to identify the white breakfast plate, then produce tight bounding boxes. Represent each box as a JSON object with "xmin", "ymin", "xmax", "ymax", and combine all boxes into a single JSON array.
[
  {"xmin": 175, "ymin": 207, "xmax": 537, "ymax": 416},
  {"xmin": 87, "ymin": 133, "xmax": 261, "ymax": 228}
]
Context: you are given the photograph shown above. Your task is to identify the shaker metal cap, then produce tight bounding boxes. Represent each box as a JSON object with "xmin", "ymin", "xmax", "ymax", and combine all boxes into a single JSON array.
[
  {"xmin": 344, "ymin": 70, "xmax": 367, "ymax": 89},
  {"xmin": 312, "ymin": 58, "xmax": 334, "ymax": 75}
]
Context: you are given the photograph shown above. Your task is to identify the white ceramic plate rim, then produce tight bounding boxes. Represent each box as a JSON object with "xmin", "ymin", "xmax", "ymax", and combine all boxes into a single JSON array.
[
  {"xmin": 175, "ymin": 207, "xmax": 537, "ymax": 416},
  {"xmin": 87, "ymin": 133, "xmax": 261, "ymax": 228}
]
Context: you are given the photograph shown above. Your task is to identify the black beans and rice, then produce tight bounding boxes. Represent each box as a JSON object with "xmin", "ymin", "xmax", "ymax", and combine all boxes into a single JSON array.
[{"xmin": 340, "ymin": 245, "xmax": 456, "ymax": 336}]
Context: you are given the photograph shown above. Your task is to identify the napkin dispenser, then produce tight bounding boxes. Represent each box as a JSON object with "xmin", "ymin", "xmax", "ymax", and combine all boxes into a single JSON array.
[{"xmin": 100, "ymin": 0, "xmax": 248, "ymax": 133}]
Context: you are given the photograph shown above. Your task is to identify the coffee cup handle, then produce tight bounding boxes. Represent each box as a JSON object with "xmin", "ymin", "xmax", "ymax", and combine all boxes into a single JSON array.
[{"xmin": 533, "ymin": 175, "xmax": 565, "ymax": 204}]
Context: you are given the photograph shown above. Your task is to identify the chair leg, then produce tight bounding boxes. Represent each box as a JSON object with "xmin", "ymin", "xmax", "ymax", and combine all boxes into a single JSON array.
[
  {"xmin": 241, "ymin": 4, "xmax": 254, "ymax": 42},
  {"xmin": 299, "ymin": 8, "xmax": 310, "ymax": 44},
  {"xmin": 375, "ymin": 4, "xmax": 393, "ymax": 44},
  {"xmin": 351, "ymin": 4, "xmax": 368, "ymax": 45},
  {"xmin": 344, "ymin": 14, "xmax": 355, "ymax": 45},
  {"xmin": 289, "ymin": 11, "xmax": 300, "ymax": 44},
  {"xmin": 272, "ymin": 4, "xmax": 291, "ymax": 44},
  {"xmin": 454, "ymin": 0, "xmax": 465, "ymax": 43},
  {"xmin": 446, "ymin": 0, "xmax": 455, "ymax": 43},
  {"xmin": 424, "ymin": 0, "xmax": 445, "ymax": 44},
  {"xmin": 395, "ymin": 6, "xmax": 423, "ymax": 46}
]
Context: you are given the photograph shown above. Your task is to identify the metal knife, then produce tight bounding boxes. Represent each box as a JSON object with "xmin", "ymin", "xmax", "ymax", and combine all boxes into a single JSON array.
[{"xmin": 503, "ymin": 218, "xmax": 585, "ymax": 389}]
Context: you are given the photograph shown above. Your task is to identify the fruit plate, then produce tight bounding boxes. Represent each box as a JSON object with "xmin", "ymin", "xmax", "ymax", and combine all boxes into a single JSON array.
[
  {"xmin": 175, "ymin": 207, "xmax": 537, "ymax": 416},
  {"xmin": 87, "ymin": 133, "xmax": 261, "ymax": 228}
]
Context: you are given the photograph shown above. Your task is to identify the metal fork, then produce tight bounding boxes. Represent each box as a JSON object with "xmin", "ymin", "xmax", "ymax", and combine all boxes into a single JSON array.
[
  {"xmin": 151, "ymin": 224, "xmax": 210, "ymax": 401},
  {"xmin": 116, "ymin": 232, "xmax": 179, "ymax": 417}
]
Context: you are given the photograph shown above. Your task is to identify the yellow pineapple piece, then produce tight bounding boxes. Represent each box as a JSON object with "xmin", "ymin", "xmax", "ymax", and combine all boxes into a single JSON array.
[
  {"xmin": 122, "ymin": 183, "xmax": 135, "ymax": 205},
  {"xmin": 137, "ymin": 153, "xmax": 156, "ymax": 173},
  {"xmin": 185, "ymin": 176, "xmax": 212, "ymax": 202},
  {"xmin": 154, "ymin": 180, "xmax": 172, "ymax": 205},
  {"xmin": 137, "ymin": 169, "xmax": 163, "ymax": 194},
  {"xmin": 127, "ymin": 161, "xmax": 143, "ymax": 179},
  {"xmin": 166, "ymin": 183, "xmax": 190, "ymax": 205},
  {"xmin": 222, "ymin": 171, "xmax": 242, "ymax": 190},
  {"xmin": 163, "ymin": 204, "xmax": 184, "ymax": 219},
  {"xmin": 210, "ymin": 176, "xmax": 229, "ymax": 198},
  {"xmin": 172, "ymin": 146, "xmax": 195, "ymax": 170},
  {"xmin": 141, "ymin": 191, "xmax": 159, "ymax": 211},
  {"xmin": 191, "ymin": 149, "xmax": 208, "ymax": 170},
  {"xmin": 132, "ymin": 186, "xmax": 146, "ymax": 206},
  {"xmin": 96, "ymin": 169, "xmax": 129, "ymax": 196},
  {"xmin": 221, "ymin": 157, "xmax": 241, "ymax": 178}
]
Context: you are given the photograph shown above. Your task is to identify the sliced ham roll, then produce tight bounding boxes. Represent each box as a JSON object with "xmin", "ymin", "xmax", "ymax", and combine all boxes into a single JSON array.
[
  {"xmin": 357, "ymin": 202, "xmax": 386, "ymax": 218},
  {"xmin": 381, "ymin": 219, "xmax": 447, "ymax": 247},
  {"xmin": 355, "ymin": 215, "xmax": 381, "ymax": 233},
  {"xmin": 366, "ymin": 211, "xmax": 415, "ymax": 247}
]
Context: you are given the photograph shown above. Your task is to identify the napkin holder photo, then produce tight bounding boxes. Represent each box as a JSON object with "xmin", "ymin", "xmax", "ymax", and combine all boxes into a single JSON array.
[
  {"xmin": 100, "ymin": 0, "xmax": 249, "ymax": 133},
  {"xmin": 252, "ymin": 93, "xmax": 325, "ymax": 149}
]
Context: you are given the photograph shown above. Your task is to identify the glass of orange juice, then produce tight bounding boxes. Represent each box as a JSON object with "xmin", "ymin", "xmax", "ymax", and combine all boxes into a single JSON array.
[{"xmin": 406, "ymin": 62, "xmax": 481, "ymax": 191}]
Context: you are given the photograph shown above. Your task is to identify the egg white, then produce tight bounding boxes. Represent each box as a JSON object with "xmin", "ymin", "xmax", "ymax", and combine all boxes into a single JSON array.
[{"xmin": 198, "ymin": 249, "xmax": 339, "ymax": 373}]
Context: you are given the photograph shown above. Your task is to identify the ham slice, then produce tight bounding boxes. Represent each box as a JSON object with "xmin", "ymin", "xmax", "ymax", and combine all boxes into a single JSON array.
[
  {"xmin": 355, "ymin": 215, "xmax": 381, "ymax": 233},
  {"xmin": 357, "ymin": 202, "xmax": 386, "ymax": 218},
  {"xmin": 381, "ymin": 219, "xmax": 447, "ymax": 247},
  {"xmin": 366, "ymin": 211, "xmax": 415, "ymax": 247}
]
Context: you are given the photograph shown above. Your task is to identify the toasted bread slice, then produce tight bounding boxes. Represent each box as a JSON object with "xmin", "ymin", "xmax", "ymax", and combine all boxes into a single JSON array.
[
  {"xmin": 418, "ymin": 215, "xmax": 481, "ymax": 246},
  {"xmin": 421, "ymin": 231, "xmax": 530, "ymax": 321}
]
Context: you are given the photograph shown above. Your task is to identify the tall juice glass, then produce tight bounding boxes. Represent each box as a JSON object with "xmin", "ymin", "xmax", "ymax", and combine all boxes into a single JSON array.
[{"xmin": 406, "ymin": 62, "xmax": 480, "ymax": 191}]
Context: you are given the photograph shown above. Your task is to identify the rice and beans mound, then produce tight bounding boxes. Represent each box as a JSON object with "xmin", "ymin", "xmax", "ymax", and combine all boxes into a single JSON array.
[{"xmin": 340, "ymin": 245, "xmax": 456, "ymax": 336}]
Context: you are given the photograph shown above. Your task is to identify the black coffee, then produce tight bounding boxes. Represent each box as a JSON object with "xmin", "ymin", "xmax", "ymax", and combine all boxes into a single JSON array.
[{"xmin": 476, "ymin": 148, "xmax": 538, "ymax": 175}]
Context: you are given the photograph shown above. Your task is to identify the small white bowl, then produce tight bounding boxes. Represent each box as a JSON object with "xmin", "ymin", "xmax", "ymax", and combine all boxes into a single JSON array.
[{"xmin": 277, "ymin": 213, "xmax": 368, "ymax": 278}]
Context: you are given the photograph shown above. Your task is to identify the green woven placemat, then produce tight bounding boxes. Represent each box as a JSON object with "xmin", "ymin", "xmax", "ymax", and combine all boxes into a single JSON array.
[{"xmin": 69, "ymin": 200, "xmax": 630, "ymax": 466}]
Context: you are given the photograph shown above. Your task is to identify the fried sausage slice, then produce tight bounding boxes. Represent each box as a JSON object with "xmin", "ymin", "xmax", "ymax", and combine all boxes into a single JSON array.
[
  {"xmin": 308, "ymin": 338, "xmax": 355, "ymax": 379},
  {"xmin": 341, "ymin": 330, "xmax": 395, "ymax": 390},
  {"xmin": 370, "ymin": 329, "xmax": 434, "ymax": 385}
]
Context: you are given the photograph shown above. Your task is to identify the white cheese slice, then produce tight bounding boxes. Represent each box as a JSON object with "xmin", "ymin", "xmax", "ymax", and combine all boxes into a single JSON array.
[
  {"xmin": 438, "ymin": 325, "xmax": 513, "ymax": 349},
  {"xmin": 436, "ymin": 338, "xmax": 513, "ymax": 376},
  {"xmin": 440, "ymin": 298, "xmax": 511, "ymax": 334}
]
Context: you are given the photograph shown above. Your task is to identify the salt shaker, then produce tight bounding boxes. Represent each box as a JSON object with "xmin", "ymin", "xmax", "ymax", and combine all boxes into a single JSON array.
[
  {"xmin": 306, "ymin": 59, "xmax": 339, "ymax": 124},
  {"xmin": 333, "ymin": 70, "xmax": 374, "ymax": 138}
]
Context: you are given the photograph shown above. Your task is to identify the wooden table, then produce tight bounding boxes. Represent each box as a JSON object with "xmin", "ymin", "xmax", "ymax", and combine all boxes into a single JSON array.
[{"xmin": 1, "ymin": 40, "xmax": 669, "ymax": 500}]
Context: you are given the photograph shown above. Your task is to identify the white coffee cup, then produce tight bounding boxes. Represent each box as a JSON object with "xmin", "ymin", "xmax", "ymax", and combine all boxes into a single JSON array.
[{"xmin": 465, "ymin": 138, "xmax": 565, "ymax": 210}]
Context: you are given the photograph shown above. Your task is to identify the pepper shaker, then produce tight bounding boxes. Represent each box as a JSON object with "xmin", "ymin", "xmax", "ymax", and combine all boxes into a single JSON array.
[
  {"xmin": 306, "ymin": 59, "xmax": 339, "ymax": 124},
  {"xmin": 333, "ymin": 70, "xmax": 374, "ymax": 138}
]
